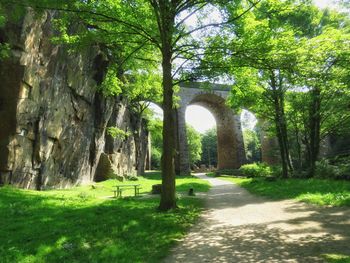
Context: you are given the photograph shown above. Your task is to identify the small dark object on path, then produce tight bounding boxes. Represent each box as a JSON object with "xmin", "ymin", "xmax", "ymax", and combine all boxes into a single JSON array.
[{"xmin": 188, "ymin": 188, "xmax": 195, "ymax": 196}]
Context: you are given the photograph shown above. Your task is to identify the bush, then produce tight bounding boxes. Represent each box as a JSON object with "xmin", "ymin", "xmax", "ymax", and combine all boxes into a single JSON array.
[
  {"xmin": 239, "ymin": 163, "xmax": 281, "ymax": 178},
  {"xmin": 270, "ymin": 165, "xmax": 282, "ymax": 177},
  {"xmin": 215, "ymin": 163, "xmax": 282, "ymax": 178},
  {"xmin": 315, "ymin": 159, "xmax": 339, "ymax": 178},
  {"xmin": 315, "ymin": 159, "xmax": 350, "ymax": 180}
]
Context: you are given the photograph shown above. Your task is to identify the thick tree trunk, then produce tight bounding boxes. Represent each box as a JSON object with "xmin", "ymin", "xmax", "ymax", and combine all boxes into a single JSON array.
[
  {"xmin": 159, "ymin": 51, "xmax": 177, "ymax": 210},
  {"xmin": 148, "ymin": 1, "xmax": 177, "ymax": 211}
]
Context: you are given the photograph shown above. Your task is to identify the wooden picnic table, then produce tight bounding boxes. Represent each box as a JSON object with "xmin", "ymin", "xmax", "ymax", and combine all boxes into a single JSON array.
[{"xmin": 114, "ymin": 184, "xmax": 141, "ymax": 197}]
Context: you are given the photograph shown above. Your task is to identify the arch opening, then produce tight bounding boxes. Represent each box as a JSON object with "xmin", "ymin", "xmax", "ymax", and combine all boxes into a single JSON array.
[
  {"xmin": 181, "ymin": 93, "xmax": 245, "ymax": 171},
  {"xmin": 185, "ymin": 105, "xmax": 217, "ymax": 171}
]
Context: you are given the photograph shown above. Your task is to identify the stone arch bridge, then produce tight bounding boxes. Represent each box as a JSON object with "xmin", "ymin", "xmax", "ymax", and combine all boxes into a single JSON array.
[{"xmin": 174, "ymin": 82, "xmax": 246, "ymax": 175}]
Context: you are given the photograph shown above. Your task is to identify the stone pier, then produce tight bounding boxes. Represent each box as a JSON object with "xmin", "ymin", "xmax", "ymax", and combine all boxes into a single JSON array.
[{"xmin": 176, "ymin": 82, "xmax": 246, "ymax": 174}]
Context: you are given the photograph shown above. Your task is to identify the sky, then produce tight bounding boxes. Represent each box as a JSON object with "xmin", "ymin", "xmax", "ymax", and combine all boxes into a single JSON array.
[
  {"xmin": 149, "ymin": 0, "xmax": 338, "ymax": 134},
  {"xmin": 315, "ymin": 0, "xmax": 336, "ymax": 9}
]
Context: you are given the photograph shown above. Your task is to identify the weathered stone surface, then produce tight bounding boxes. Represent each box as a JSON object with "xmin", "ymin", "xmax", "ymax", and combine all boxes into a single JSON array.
[{"xmin": 0, "ymin": 10, "xmax": 147, "ymax": 189}]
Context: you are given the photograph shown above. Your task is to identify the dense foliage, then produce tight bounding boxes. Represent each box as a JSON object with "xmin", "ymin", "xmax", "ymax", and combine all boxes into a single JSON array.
[
  {"xmin": 200, "ymin": 128, "xmax": 218, "ymax": 167},
  {"xmin": 148, "ymin": 119, "xmax": 202, "ymax": 169},
  {"xmin": 186, "ymin": 125, "xmax": 202, "ymax": 167},
  {"xmin": 200, "ymin": 0, "xmax": 350, "ymax": 178},
  {"xmin": 243, "ymin": 129, "xmax": 261, "ymax": 163},
  {"xmin": 147, "ymin": 118, "xmax": 163, "ymax": 169},
  {"xmin": 1, "ymin": 0, "xmax": 349, "ymax": 211}
]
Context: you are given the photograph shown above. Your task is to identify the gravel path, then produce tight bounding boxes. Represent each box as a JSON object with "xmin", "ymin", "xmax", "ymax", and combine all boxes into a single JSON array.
[{"xmin": 164, "ymin": 173, "xmax": 350, "ymax": 263}]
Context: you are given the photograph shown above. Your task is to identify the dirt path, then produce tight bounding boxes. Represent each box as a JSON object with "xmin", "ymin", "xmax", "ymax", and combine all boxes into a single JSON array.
[{"xmin": 164, "ymin": 174, "xmax": 350, "ymax": 263}]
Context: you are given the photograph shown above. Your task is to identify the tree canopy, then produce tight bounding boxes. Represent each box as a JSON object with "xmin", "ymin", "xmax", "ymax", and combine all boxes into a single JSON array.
[{"xmin": 1, "ymin": 0, "xmax": 350, "ymax": 208}]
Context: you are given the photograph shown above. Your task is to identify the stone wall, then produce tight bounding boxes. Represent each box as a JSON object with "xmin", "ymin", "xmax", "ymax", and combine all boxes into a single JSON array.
[{"xmin": 0, "ymin": 10, "xmax": 145, "ymax": 189}]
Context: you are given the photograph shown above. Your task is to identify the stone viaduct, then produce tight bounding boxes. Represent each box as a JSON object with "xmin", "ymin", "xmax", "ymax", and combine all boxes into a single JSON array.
[{"xmin": 175, "ymin": 82, "xmax": 246, "ymax": 175}]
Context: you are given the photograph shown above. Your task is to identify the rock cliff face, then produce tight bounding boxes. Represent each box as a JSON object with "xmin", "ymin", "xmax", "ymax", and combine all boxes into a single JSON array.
[{"xmin": 0, "ymin": 10, "xmax": 146, "ymax": 189}]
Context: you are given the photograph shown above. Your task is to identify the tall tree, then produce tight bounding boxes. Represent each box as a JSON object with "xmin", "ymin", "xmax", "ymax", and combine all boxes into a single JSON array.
[
  {"xmin": 293, "ymin": 25, "xmax": 350, "ymax": 176},
  {"xmin": 124, "ymin": 70, "xmax": 162, "ymax": 175},
  {"xmin": 200, "ymin": 0, "xmax": 310, "ymax": 177},
  {"xmin": 5, "ymin": 0, "xmax": 260, "ymax": 210}
]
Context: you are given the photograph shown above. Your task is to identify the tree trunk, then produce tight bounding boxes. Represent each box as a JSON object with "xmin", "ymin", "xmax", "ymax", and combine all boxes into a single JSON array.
[
  {"xmin": 279, "ymin": 94, "xmax": 293, "ymax": 172},
  {"xmin": 148, "ymin": 1, "xmax": 177, "ymax": 211},
  {"xmin": 133, "ymin": 115, "xmax": 142, "ymax": 176},
  {"xmin": 159, "ymin": 51, "xmax": 177, "ymax": 210},
  {"xmin": 133, "ymin": 116, "xmax": 148, "ymax": 176},
  {"xmin": 294, "ymin": 125, "xmax": 303, "ymax": 171},
  {"xmin": 308, "ymin": 87, "xmax": 321, "ymax": 177},
  {"xmin": 270, "ymin": 73, "xmax": 292, "ymax": 178}
]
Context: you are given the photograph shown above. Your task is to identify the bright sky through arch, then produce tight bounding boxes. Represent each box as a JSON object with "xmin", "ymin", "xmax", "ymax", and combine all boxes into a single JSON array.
[{"xmin": 185, "ymin": 106, "xmax": 216, "ymax": 133}]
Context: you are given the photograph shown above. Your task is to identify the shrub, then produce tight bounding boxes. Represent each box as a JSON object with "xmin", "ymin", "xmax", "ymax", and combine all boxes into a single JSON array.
[
  {"xmin": 315, "ymin": 159, "xmax": 350, "ymax": 180},
  {"xmin": 270, "ymin": 165, "xmax": 282, "ymax": 177},
  {"xmin": 239, "ymin": 163, "xmax": 276, "ymax": 178},
  {"xmin": 215, "ymin": 163, "xmax": 282, "ymax": 178},
  {"xmin": 315, "ymin": 159, "xmax": 340, "ymax": 178}
]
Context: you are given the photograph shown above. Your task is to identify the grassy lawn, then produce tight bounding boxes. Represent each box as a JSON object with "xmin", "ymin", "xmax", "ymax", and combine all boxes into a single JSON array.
[
  {"xmin": 219, "ymin": 176, "xmax": 350, "ymax": 207},
  {"xmin": 0, "ymin": 172, "xmax": 210, "ymax": 263}
]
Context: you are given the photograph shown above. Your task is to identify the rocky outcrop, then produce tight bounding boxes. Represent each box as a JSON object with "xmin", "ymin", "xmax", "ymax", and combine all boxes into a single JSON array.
[{"xmin": 0, "ymin": 10, "xmax": 147, "ymax": 189}]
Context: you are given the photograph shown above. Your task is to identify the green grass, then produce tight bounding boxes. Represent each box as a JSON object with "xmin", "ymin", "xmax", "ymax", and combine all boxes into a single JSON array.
[
  {"xmin": 0, "ymin": 172, "xmax": 210, "ymax": 263},
  {"xmin": 323, "ymin": 254, "xmax": 350, "ymax": 263},
  {"xmin": 220, "ymin": 177, "xmax": 350, "ymax": 207}
]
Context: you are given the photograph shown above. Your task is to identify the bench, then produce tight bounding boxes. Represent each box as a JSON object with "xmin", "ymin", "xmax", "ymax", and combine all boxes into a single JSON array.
[{"xmin": 113, "ymin": 184, "xmax": 141, "ymax": 197}]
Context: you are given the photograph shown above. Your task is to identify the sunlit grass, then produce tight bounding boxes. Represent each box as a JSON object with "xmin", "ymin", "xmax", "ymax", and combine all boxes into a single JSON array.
[
  {"xmin": 0, "ymin": 172, "xmax": 209, "ymax": 263},
  {"xmin": 220, "ymin": 177, "xmax": 350, "ymax": 207},
  {"xmin": 323, "ymin": 253, "xmax": 350, "ymax": 263}
]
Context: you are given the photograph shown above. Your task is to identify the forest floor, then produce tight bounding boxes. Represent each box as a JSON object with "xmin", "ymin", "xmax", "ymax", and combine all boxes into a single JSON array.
[{"xmin": 164, "ymin": 173, "xmax": 350, "ymax": 263}]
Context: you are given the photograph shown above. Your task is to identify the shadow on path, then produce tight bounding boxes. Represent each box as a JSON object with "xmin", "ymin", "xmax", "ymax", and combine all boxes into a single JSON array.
[{"xmin": 164, "ymin": 173, "xmax": 350, "ymax": 263}]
